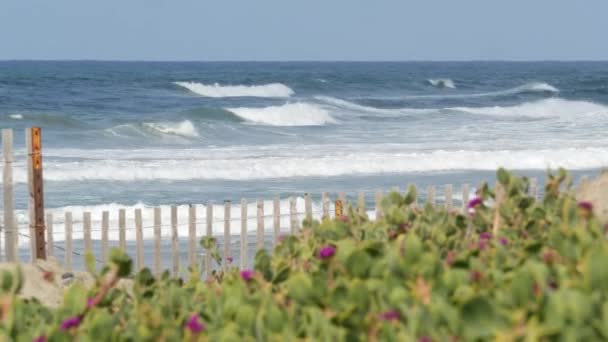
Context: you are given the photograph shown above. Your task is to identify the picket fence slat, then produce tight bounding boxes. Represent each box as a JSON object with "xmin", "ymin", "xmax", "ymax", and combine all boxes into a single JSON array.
[{"xmin": 241, "ymin": 199, "xmax": 248, "ymax": 269}]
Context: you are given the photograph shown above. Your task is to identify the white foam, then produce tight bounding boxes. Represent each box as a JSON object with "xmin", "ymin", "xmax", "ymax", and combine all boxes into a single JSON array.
[
  {"xmin": 142, "ymin": 120, "xmax": 200, "ymax": 138},
  {"xmin": 9, "ymin": 114, "xmax": 23, "ymax": 119},
  {"xmin": 6, "ymin": 146, "xmax": 608, "ymax": 183},
  {"xmin": 428, "ymin": 78, "xmax": 456, "ymax": 89},
  {"xmin": 105, "ymin": 120, "xmax": 199, "ymax": 139},
  {"xmin": 174, "ymin": 81, "xmax": 294, "ymax": 98},
  {"xmin": 226, "ymin": 103, "xmax": 336, "ymax": 126},
  {"xmin": 451, "ymin": 98, "xmax": 608, "ymax": 119}
]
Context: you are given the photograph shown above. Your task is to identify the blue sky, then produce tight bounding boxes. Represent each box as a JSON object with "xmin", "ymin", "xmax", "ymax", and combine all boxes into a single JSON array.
[{"xmin": 1, "ymin": 0, "xmax": 607, "ymax": 61}]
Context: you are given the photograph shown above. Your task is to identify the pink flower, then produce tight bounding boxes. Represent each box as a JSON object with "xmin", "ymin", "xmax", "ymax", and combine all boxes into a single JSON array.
[
  {"xmin": 240, "ymin": 270, "xmax": 255, "ymax": 282},
  {"xmin": 419, "ymin": 337, "xmax": 433, "ymax": 342},
  {"xmin": 479, "ymin": 232, "xmax": 492, "ymax": 240},
  {"xmin": 33, "ymin": 336, "xmax": 47, "ymax": 342},
  {"xmin": 499, "ymin": 237, "xmax": 508, "ymax": 246},
  {"xmin": 379, "ymin": 310, "xmax": 401, "ymax": 321},
  {"xmin": 226, "ymin": 256, "xmax": 233, "ymax": 264},
  {"xmin": 318, "ymin": 245, "xmax": 336, "ymax": 259},
  {"xmin": 467, "ymin": 197, "xmax": 483, "ymax": 209},
  {"xmin": 185, "ymin": 314, "xmax": 205, "ymax": 334},
  {"xmin": 578, "ymin": 201, "xmax": 593, "ymax": 211},
  {"xmin": 87, "ymin": 297, "xmax": 95, "ymax": 308},
  {"xmin": 60, "ymin": 316, "xmax": 82, "ymax": 331}
]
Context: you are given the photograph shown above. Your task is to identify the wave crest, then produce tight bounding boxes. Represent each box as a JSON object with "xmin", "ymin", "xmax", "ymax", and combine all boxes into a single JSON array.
[
  {"xmin": 451, "ymin": 98, "xmax": 607, "ymax": 119},
  {"xmin": 106, "ymin": 120, "xmax": 200, "ymax": 139},
  {"xmin": 226, "ymin": 103, "xmax": 336, "ymax": 126},
  {"xmin": 175, "ymin": 81, "xmax": 294, "ymax": 98},
  {"xmin": 428, "ymin": 78, "xmax": 456, "ymax": 89}
]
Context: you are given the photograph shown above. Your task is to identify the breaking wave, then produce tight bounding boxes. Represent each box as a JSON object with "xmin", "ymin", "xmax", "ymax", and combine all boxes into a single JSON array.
[
  {"xmin": 226, "ymin": 103, "xmax": 336, "ymax": 126},
  {"xmin": 428, "ymin": 78, "xmax": 456, "ymax": 88},
  {"xmin": 174, "ymin": 81, "xmax": 294, "ymax": 98}
]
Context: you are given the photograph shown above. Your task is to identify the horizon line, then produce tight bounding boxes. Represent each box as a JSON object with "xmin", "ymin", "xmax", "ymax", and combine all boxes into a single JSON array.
[{"xmin": 1, "ymin": 59, "xmax": 608, "ymax": 63}]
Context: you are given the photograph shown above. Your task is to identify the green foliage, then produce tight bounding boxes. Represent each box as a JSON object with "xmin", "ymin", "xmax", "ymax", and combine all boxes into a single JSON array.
[{"xmin": 1, "ymin": 169, "xmax": 607, "ymax": 341}]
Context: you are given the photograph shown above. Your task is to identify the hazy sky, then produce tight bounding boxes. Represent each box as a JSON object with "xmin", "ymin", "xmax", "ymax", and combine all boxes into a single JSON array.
[{"xmin": 1, "ymin": 0, "xmax": 607, "ymax": 61}]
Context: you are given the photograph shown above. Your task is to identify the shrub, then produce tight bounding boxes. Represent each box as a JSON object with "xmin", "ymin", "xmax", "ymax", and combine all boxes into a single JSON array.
[{"xmin": 1, "ymin": 168, "xmax": 607, "ymax": 341}]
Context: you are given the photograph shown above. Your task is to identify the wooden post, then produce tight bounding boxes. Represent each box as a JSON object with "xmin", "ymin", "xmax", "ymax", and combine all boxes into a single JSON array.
[
  {"xmin": 529, "ymin": 177, "xmax": 538, "ymax": 200},
  {"xmin": 240, "ymin": 199, "xmax": 248, "ymax": 269},
  {"xmin": 462, "ymin": 184, "xmax": 470, "ymax": 212},
  {"xmin": 101, "ymin": 211, "xmax": 109, "ymax": 262},
  {"xmin": 188, "ymin": 205, "xmax": 196, "ymax": 268},
  {"xmin": 26, "ymin": 127, "xmax": 46, "ymax": 260},
  {"xmin": 224, "ymin": 201, "xmax": 231, "ymax": 269},
  {"xmin": 445, "ymin": 184, "xmax": 453, "ymax": 210},
  {"xmin": 322, "ymin": 192, "xmax": 330, "ymax": 220},
  {"xmin": 2, "ymin": 129, "xmax": 16, "ymax": 261},
  {"xmin": 171, "ymin": 205, "xmax": 178, "ymax": 277},
  {"xmin": 257, "ymin": 199, "xmax": 264, "ymax": 251},
  {"xmin": 289, "ymin": 196, "xmax": 297, "ymax": 233},
  {"xmin": 273, "ymin": 197, "xmax": 280, "ymax": 244},
  {"xmin": 46, "ymin": 213, "xmax": 53, "ymax": 258},
  {"xmin": 205, "ymin": 202, "xmax": 212, "ymax": 277},
  {"xmin": 375, "ymin": 190, "xmax": 383, "ymax": 220},
  {"xmin": 83, "ymin": 212, "xmax": 92, "ymax": 256},
  {"xmin": 65, "ymin": 212, "xmax": 73, "ymax": 271},
  {"xmin": 304, "ymin": 193, "xmax": 312, "ymax": 220},
  {"xmin": 135, "ymin": 209, "xmax": 143, "ymax": 271},
  {"xmin": 335, "ymin": 199, "xmax": 344, "ymax": 217},
  {"xmin": 154, "ymin": 207, "xmax": 161, "ymax": 276},
  {"xmin": 357, "ymin": 191, "xmax": 365, "ymax": 216},
  {"xmin": 426, "ymin": 185, "xmax": 435, "ymax": 206},
  {"xmin": 118, "ymin": 209, "xmax": 126, "ymax": 250}
]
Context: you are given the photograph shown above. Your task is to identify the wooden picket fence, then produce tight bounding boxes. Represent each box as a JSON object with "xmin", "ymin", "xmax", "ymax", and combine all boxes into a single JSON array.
[{"xmin": 1, "ymin": 128, "xmax": 542, "ymax": 276}]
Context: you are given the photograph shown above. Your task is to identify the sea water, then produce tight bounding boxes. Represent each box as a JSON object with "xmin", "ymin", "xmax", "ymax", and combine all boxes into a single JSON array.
[{"xmin": 1, "ymin": 61, "xmax": 607, "ymax": 263}]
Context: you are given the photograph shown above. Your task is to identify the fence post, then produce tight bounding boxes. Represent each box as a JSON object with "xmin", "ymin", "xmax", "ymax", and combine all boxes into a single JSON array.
[
  {"xmin": 26, "ymin": 127, "xmax": 46, "ymax": 260},
  {"xmin": 2, "ymin": 129, "xmax": 16, "ymax": 261},
  {"xmin": 171, "ymin": 205, "xmax": 178, "ymax": 277},
  {"xmin": 135, "ymin": 208, "xmax": 143, "ymax": 271},
  {"xmin": 224, "ymin": 201, "xmax": 231, "ymax": 269},
  {"xmin": 101, "ymin": 211, "xmax": 109, "ymax": 262},
  {"xmin": 205, "ymin": 202, "xmax": 212, "ymax": 278},
  {"xmin": 529, "ymin": 177, "xmax": 538, "ymax": 200},
  {"xmin": 462, "ymin": 184, "xmax": 470, "ymax": 213},
  {"xmin": 322, "ymin": 192, "xmax": 330, "ymax": 220},
  {"xmin": 289, "ymin": 196, "xmax": 297, "ymax": 233},
  {"xmin": 65, "ymin": 212, "xmax": 73, "ymax": 271},
  {"xmin": 445, "ymin": 184, "xmax": 453, "ymax": 210},
  {"xmin": 118, "ymin": 209, "xmax": 126, "ymax": 250},
  {"xmin": 46, "ymin": 213, "xmax": 53, "ymax": 258},
  {"xmin": 335, "ymin": 199, "xmax": 343, "ymax": 217},
  {"xmin": 83, "ymin": 212, "xmax": 92, "ymax": 257},
  {"xmin": 304, "ymin": 193, "xmax": 312, "ymax": 220},
  {"xmin": 188, "ymin": 205, "xmax": 196, "ymax": 268},
  {"xmin": 154, "ymin": 207, "xmax": 161, "ymax": 276},
  {"xmin": 357, "ymin": 191, "xmax": 365, "ymax": 216},
  {"xmin": 257, "ymin": 199, "xmax": 264, "ymax": 251},
  {"xmin": 241, "ymin": 199, "xmax": 248, "ymax": 269},
  {"xmin": 273, "ymin": 197, "xmax": 280, "ymax": 245}
]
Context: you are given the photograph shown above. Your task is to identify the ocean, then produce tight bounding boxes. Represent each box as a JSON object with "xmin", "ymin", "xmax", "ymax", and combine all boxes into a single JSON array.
[{"xmin": 1, "ymin": 61, "xmax": 607, "ymax": 261}]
